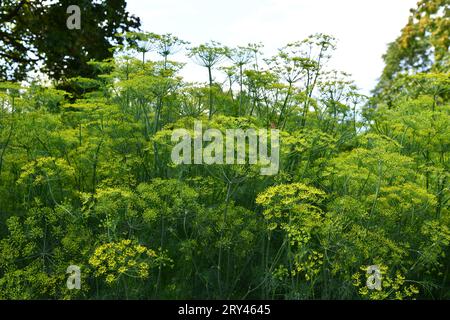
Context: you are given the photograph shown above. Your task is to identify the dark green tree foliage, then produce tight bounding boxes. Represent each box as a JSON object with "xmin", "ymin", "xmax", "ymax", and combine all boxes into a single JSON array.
[
  {"xmin": 0, "ymin": 0, "xmax": 36, "ymax": 80},
  {"xmin": 374, "ymin": 0, "xmax": 449, "ymax": 104},
  {"xmin": 0, "ymin": 0, "xmax": 140, "ymax": 81}
]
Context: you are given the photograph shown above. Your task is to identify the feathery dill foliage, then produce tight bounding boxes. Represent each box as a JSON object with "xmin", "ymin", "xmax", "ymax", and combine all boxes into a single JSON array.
[{"xmin": 0, "ymin": 2, "xmax": 449, "ymax": 300}]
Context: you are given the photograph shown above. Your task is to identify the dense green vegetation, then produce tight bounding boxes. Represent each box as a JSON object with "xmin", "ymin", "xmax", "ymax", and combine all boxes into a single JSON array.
[{"xmin": 0, "ymin": 0, "xmax": 449, "ymax": 300}]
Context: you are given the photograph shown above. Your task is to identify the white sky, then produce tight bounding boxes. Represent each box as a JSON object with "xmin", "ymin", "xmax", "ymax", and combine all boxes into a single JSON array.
[{"xmin": 126, "ymin": 0, "xmax": 418, "ymax": 95}]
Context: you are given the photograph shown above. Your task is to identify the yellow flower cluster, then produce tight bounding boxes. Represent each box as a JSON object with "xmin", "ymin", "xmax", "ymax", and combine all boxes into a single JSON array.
[
  {"xmin": 352, "ymin": 265, "xmax": 419, "ymax": 300},
  {"xmin": 89, "ymin": 239, "xmax": 157, "ymax": 285},
  {"xmin": 293, "ymin": 251, "xmax": 324, "ymax": 281}
]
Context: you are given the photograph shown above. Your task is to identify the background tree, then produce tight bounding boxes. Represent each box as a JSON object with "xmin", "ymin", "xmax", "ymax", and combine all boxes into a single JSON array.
[
  {"xmin": 0, "ymin": 0, "xmax": 140, "ymax": 82},
  {"xmin": 374, "ymin": 0, "xmax": 449, "ymax": 104}
]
